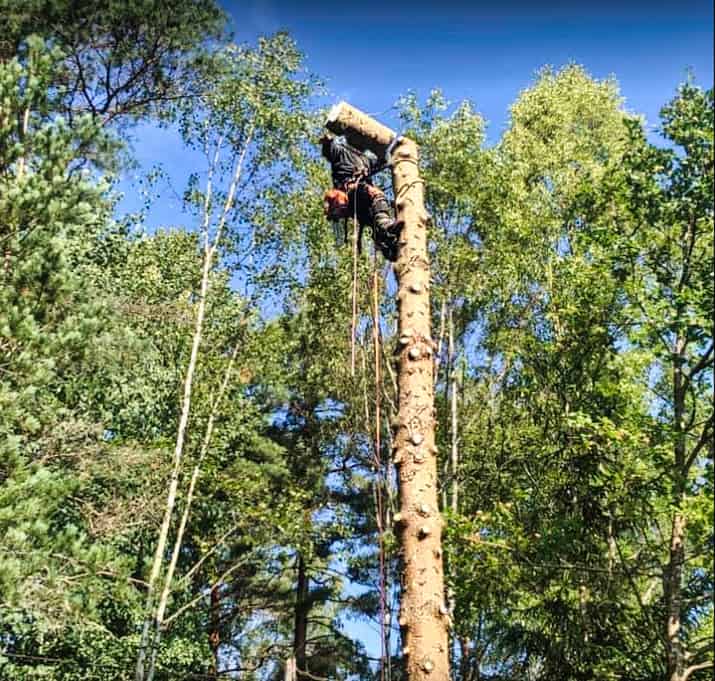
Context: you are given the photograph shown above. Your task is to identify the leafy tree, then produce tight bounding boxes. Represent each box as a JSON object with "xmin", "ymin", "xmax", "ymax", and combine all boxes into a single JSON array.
[
  {"xmin": 0, "ymin": 37, "xmax": 147, "ymax": 681},
  {"xmin": 0, "ymin": 0, "xmax": 226, "ymax": 129},
  {"xmin": 400, "ymin": 67, "xmax": 713, "ymax": 681},
  {"xmin": 614, "ymin": 82, "xmax": 713, "ymax": 681},
  {"xmin": 0, "ymin": 37, "xmax": 115, "ymax": 615}
]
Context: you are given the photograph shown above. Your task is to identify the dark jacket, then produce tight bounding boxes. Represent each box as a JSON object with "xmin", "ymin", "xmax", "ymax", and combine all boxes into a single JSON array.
[{"xmin": 323, "ymin": 136, "xmax": 379, "ymax": 189}]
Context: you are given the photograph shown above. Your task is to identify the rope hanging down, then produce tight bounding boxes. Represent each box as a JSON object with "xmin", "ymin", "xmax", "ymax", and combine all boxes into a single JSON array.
[
  {"xmin": 342, "ymin": 139, "xmax": 397, "ymax": 674},
  {"xmin": 350, "ymin": 206, "xmax": 359, "ymax": 376},
  {"xmin": 372, "ymin": 264, "xmax": 389, "ymax": 680}
]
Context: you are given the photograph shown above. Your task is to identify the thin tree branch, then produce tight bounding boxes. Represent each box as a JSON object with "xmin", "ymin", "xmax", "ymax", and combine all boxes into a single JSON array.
[{"xmin": 683, "ymin": 660, "xmax": 714, "ymax": 681}]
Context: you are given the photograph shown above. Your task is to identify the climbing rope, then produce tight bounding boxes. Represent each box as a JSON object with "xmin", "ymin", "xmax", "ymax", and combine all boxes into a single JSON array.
[
  {"xmin": 372, "ymin": 263, "xmax": 389, "ymax": 680},
  {"xmin": 348, "ymin": 192, "xmax": 391, "ymax": 673},
  {"xmin": 350, "ymin": 193, "xmax": 359, "ymax": 376}
]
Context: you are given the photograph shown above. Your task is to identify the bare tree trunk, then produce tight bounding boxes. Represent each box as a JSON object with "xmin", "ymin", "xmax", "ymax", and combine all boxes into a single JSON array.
[
  {"xmin": 449, "ymin": 307, "xmax": 458, "ymax": 515},
  {"xmin": 327, "ymin": 102, "xmax": 450, "ymax": 680},
  {"xmin": 446, "ymin": 306, "xmax": 459, "ymax": 674},
  {"xmin": 136, "ymin": 128, "xmax": 252, "ymax": 681},
  {"xmin": 435, "ymin": 298, "xmax": 448, "ymax": 383},
  {"xmin": 135, "ymin": 228, "xmax": 213, "ymax": 681},
  {"xmin": 209, "ymin": 584, "xmax": 221, "ymax": 679},
  {"xmin": 293, "ymin": 554, "xmax": 310, "ymax": 679},
  {"xmin": 440, "ymin": 303, "xmax": 452, "ymax": 513},
  {"xmin": 665, "ymin": 333, "xmax": 687, "ymax": 681},
  {"xmin": 145, "ymin": 344, "xmax": 240, "ymax": 681},
  {"xmin": 458, "ymin": 637, "xmax": 471, "ymax": 681},
  {"xmin": 284, "ymin": 657, "xmax": 297, "ymax": 681},
  {"xmin": 665, "ymin": 512, "xmax": 686, "ymax": 681}
]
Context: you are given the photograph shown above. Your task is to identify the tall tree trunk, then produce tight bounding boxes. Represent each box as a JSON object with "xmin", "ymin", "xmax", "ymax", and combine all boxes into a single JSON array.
[
  {"xmin": 665, "ymin": 333, "xmax": 687, "ymax": 681},
  {"xmin": 447, "ymin": 306, "xmax": 458, "ymax": 673},
  {"xmin": 293, "ymin": 554, "xmax": 310, "ymax": 679},
  {"xmin": 135, "ymin": 229, "xmax": 213, "ymax": 681},
  {"xmin": 145, "ymin": 345, "xmax": 241, "ymax": 681},
  {"xmin": 665, "ymin": 512, "xmax": 686, "ymax": 681},
  {"xmin": 449, "ymin": 307, "xmax": 459, "ymax": 515},
  {"xmin": 458, "ymin": 637, "xmax": 470, "ymax": 681},
  {"xmin": 208, "ymin": 583, "xmax": 221, "ymax": 679},
  {"xmin": 327, "ymin": 102, "xmax": 450, "ymax": 680},
  {"xmin": 135, "ymin": 128, "xmax": 251, "ymax": 681}
]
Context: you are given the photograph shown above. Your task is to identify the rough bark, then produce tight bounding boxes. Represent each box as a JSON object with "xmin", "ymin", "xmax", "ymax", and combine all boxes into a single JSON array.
[
  {"xmin": 209, "ymin": 584, "xmax": 221, "ymax": 679},
  {"xmin": 665, "ymin": 511, "xmax": 686, "ymax": 681},
  {"xmin": 326, "ymin": 103, "xmax": 450, "ymax": 680},
  {"xmin": 665, "ymin": 333, "xmax": 687, "ymax": 681}
]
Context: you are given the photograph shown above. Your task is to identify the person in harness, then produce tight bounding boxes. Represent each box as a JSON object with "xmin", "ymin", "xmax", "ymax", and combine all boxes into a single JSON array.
[{"xmin": 320, "ymin": 133, "xmax": 403, "ymax": 262}]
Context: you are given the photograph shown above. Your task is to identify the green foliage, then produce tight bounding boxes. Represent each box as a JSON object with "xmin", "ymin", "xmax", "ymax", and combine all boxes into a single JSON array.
[
  {"xmin": 1, "ymin": 15, "xmax": 712, "ymax": 681},
  {"xmin": 410, "ymin": 66, "xmax": 714, "ymax": 681},
  {"xmin": 0, "ymin": 0, "xmax": 226, "ymax": 128}
]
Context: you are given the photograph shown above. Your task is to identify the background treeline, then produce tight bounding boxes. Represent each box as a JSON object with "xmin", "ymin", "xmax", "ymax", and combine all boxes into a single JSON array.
[{"xmin": 0, "ymin": 2, "xmax": 712, "ymax": 680}]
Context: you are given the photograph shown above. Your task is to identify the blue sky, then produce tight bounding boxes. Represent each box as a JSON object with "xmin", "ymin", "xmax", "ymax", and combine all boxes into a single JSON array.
[
  {"xmin": 225, "ymin": 0, "xmax": 713, "ymax": 139},
  {"xmin": 123, "ymin": 0, "xmax": 713, "ymax": 226}
]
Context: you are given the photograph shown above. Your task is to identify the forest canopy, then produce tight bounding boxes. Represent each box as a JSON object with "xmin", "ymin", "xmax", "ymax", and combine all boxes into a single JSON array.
[{"xmin": 0, "ymin": 2, "xmax": 712, "ymax": 680}]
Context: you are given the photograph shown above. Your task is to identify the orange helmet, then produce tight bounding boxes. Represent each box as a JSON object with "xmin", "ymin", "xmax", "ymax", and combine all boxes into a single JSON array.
[{"xmin": 323, "ymin": 188, "xmax": 350, "ymax": 219}]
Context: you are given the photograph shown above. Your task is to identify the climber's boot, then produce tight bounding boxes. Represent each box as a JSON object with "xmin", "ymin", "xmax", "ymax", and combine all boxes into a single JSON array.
[{"xmin": 370, "ymin": 195, "xmax": 403, "ymax": 262}]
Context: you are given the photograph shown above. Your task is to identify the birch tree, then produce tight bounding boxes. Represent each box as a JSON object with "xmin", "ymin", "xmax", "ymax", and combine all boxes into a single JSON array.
[{"xmin": 134, "ymin": 33, "xmax": 319, "ymax": 680}]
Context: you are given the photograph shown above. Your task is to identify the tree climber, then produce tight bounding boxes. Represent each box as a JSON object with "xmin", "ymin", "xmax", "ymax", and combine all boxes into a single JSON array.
[{"xmin": 320, "ymin": 133, "xmax": 403, "ymax": 262}]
